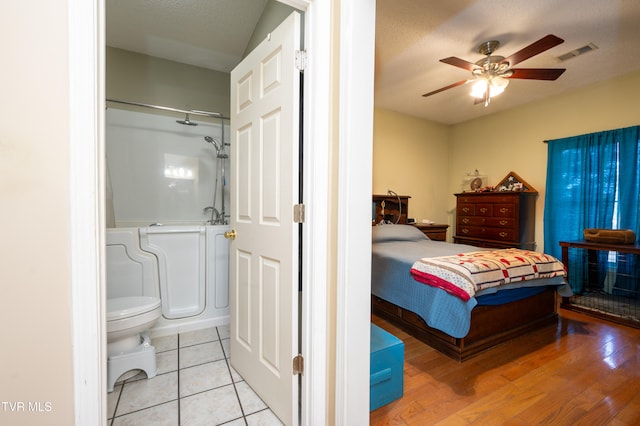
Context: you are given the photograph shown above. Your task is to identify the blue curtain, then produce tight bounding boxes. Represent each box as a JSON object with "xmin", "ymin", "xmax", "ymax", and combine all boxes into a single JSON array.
[{"xmin": 544, "ymin": 125, "xmax": 640, "ymax": 296}]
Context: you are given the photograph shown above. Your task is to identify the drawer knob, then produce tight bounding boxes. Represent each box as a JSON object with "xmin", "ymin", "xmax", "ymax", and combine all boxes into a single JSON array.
[
  {"xmin": 500, "ymin": 208, "xmax": 508, "ymax": 213},
  {"xmin": 480, "ymin": 208, "xmax": 487, "ymax": 213},
  {"xmin": 462, "ymin": 207, "xmax": 470, "ymax": 213},
  {"xmin": 462, "ymin": 229, "xmax": 469, "ymax": 234},
  {"xmin": 500, "ymin": 220, "xmax": 508, "ymax": 225},
  {"xmin": 499, "ymin": 232, "xmax": 507, "ymax": 238},
  {"xmin": 462, "ymin": 218, "xmax": 469, "ymax": 223}
]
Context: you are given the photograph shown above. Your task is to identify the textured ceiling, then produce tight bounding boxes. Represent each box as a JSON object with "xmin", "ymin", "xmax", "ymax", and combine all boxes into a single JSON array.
[
  {"xmin": 106, "ymin": 0, "xmax": 640, "ymax": 124},
  {"xmin": 375, "ymin": 0, "xmax": 640, "ymax": 124},
  {"xmin": 106, "ymin": 0, "xmax": 268, "ymax": 73}
]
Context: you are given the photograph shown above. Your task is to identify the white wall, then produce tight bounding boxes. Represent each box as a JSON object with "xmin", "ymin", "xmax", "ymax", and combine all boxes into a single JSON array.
[{"xmin": 106, "ymin": 108, "xmax": 230, "ymax": 226}]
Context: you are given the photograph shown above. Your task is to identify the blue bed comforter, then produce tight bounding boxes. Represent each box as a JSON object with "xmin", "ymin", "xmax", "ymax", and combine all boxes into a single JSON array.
[{"xmin": 371, "ymin": 224, "xmax": 571, "ymax": 338}]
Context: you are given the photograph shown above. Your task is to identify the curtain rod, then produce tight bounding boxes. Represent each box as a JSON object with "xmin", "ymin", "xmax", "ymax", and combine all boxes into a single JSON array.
[{"xmin": 106, "ymin": 98, "xmax": 229, "ymax": 120}]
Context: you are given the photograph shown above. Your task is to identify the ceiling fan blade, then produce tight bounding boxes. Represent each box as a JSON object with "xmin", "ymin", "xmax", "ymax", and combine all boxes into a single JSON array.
[
  {"xmin": 508, "ymin": 68, "xmax": 566, "ymax": 80},
  {"xmin": 440, "ymin": 57, "xmax": 478, "ymax": 71},
  {"xmin": 422, "ymin": 80, "xmax": 470, "ymax": 97},
  {"xmin": 502, "ymin": 34, "xmax": 564, "ymax": 67}
]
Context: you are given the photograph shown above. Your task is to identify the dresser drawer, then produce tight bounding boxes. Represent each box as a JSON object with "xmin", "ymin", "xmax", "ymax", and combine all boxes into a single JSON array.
[
  {"xmin": 457, "ymin": 226, "xmax": 483, "ymax": 238},
  {"xmin": 458, "ymin": 216, "xmax": 515, "ymax": 228},
  {"xmin": 494, "ymin": 204, "xmax": 516, "ymax": 218},
  {"xmin": 458, "ymin": 216, "xmax": 484, "ymax": 226},
  {"xmin": 457, "ymin": 194, "xmax": 519, "ymax": 204},
  {"xmin": 475, "ymin": 204, "xmax": 493, "ymax": 216},
  {"xmin": 411, "ymin": 224, "xmax": 449, "ymax": 241},
  {"xmin": 458, "ymin": 204, "xmax": 475, "ymax": 215},
  {"xmin": 456, "ymin": 225, "xmax": 516, "ymax": 241},
  {"xmin": 484, "ymin": 227, "xmax": 516, "ymax": 241},
  {"xmin": 458, "ymin": 203, "xmax": 496, "ymax": 217},
  {"xmin": 424, "ymin": 229, "xmax": 447, "ymax": 241},
  {"xmin": 485, "ymin": 217, "xmax": 516, "ymax": 228}
]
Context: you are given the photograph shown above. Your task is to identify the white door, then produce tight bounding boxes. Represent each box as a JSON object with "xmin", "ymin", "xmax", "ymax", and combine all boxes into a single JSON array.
[{"xmin": 229, "ymin": 12, "xmax": 301, "ymax": 426}]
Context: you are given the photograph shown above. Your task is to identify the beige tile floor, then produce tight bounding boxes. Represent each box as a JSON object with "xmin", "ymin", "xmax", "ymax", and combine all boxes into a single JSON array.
[{"xmin": 107, "ymin": 325, "xmax": 284, "ymax": 425}]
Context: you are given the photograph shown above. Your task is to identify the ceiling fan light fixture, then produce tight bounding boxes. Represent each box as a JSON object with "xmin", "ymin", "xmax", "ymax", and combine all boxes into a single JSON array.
[
  {"xmin": 470, "ymin": 79, "xmax": 488, "ymax": 98},
  {"xmin": 490, "ymin": 75, "xmax": 509, "ymax": 96},
  {"xmin": 470, "ymin": 76, "xmax": 509, "ymax": 98}
]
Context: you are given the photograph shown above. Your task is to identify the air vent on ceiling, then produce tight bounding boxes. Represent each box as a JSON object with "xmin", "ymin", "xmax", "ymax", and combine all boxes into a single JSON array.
[{"xmin": 557, "ymin": 42, "xmax": 599, "ymax": 61}]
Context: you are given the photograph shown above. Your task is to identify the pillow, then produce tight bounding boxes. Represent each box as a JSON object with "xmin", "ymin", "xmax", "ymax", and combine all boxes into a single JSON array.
[{"xmin": 372, "ymin": 224, "xmax": 429, "ymax": 243}]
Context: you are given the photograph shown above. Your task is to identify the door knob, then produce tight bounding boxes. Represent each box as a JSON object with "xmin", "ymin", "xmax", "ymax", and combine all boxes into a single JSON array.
[{"xmin": 224, "ymin": 229, "xmax": 237, "ymax": 240}]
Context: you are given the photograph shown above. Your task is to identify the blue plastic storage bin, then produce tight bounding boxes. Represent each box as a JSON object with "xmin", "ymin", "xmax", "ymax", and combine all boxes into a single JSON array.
[{"xmin": 370, "ymin": 323, "xmax": 404, "ymax": 411}]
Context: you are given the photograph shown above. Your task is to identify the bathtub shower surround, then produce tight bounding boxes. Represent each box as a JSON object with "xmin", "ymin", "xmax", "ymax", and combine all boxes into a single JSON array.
[
  {"xmin": 106, "ymin": 108, "xmax": 231, "ymax": 336},
  {"xmin": 106, "ymin": 108, "xmax": 230, "ymax": 227}
]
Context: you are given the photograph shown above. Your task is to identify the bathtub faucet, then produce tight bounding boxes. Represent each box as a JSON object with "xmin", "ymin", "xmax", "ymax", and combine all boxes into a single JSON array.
[{"xmin": 203, "ymin": 206, "xmax": 221, "ymax": 224}]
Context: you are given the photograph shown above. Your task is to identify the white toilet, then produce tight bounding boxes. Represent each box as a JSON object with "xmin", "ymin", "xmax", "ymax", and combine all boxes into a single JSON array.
[{"xmin": 106, "ymin": 228, "xmax": 162, "ymax": 392}]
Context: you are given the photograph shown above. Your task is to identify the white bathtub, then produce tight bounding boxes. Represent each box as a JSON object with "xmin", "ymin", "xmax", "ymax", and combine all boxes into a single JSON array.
[{"xmin": 107, "ymin": 224, "xmax": 230, "ymax": 338}]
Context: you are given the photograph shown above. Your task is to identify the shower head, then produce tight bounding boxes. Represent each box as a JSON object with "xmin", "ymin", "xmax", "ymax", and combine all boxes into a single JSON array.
[
  {"xmin": 204, "ymin": 136, "xmax": 222, "ymax": 152},
  {"xmin": 177, "ymin": 113, "xmax": 198, "ymax": 126}
]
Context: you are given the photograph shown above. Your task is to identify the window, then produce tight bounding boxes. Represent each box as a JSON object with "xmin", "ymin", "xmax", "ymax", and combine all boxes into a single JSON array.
[{"xmin": 544, "ymin": 125, "xmax": 640, "ymax": 298}]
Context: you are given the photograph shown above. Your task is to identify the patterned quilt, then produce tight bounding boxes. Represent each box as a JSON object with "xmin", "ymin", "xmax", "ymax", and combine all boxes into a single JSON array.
[{"xmin": 410, "ymin": 248, "xmax": 566, "ymax": 301}]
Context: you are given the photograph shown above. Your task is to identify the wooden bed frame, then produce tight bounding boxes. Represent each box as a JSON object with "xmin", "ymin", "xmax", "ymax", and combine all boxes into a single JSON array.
[
  {"xmin": 371, "ymin": 287, "xmax": 559, "ymax": 362},
  {"xmin": 370, "ymin": 194, "xmax": 559, "ymax": 361}
]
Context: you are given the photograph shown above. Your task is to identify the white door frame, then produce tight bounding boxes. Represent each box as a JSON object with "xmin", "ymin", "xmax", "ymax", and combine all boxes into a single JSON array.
[
  {"xmin": 68, "ymin": 0, "xmax": 106, "ymax": 422},
  {"xmin": 68, "ymin": 0, "xmax": 376, "ymax": 424},
  {"xmin": 333, "ymin": 1, "xmax": 376, "ymax": 423}
]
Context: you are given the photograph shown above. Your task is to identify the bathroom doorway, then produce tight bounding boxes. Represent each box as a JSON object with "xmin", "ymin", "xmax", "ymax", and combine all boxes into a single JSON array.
[
  {"xmin": 70, "ymin": 0, "xmax": 375, "ymax": 423},
  {"xmin": 104, "ymin": 1, "xmax": 302, "ymax": 424}
]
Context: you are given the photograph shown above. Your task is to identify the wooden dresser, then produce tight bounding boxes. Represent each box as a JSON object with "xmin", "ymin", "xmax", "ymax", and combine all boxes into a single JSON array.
[{"xmin": 453, "ymin": 191, "xmax": 537, "ymax": 250}]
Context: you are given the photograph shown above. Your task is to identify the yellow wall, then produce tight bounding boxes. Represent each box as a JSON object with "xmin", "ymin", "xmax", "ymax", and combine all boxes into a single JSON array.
[
  {"xmin": 373, "ymin": 109, "xmax": 451, "ymax": 225},
  {"xmin": 374, "ymin": 70, "xmax": 640, "ymax": 249},
  {"xmin": 449, "ymin": 70, "xmax": 640, "ymax": 250},
  {"xmin": 1, "ymin": 2, "xmax": 74, "ymax": 425}
]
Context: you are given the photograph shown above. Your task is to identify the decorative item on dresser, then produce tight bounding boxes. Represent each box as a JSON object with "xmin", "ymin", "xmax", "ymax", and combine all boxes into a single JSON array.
[
  {"xmin": 411, "ymin": 223, "xmax": 449, "ymax": 241},
  {"xmin": 453, "ymin": 172, "xmax": 538, "ymax": 250},
  {"xmin": 372, "ymin": 194, "xmax": 410, "ymax": 225}
]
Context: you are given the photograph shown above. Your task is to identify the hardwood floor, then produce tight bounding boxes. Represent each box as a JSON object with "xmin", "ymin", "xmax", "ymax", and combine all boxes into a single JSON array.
[{"xmin": 370, "ymin": 307, "xmax": 640, "ymax": 425}]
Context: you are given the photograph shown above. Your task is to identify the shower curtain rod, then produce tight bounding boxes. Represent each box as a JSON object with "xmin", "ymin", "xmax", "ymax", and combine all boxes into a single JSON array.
[{"xmin": 106, "ymin": 98, "xmax": 229, "ymax": 120}]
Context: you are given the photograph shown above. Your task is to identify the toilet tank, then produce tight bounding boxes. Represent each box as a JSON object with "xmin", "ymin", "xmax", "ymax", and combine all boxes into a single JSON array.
[{"xmin": 106, "ymin": 228, "xmax": 159, "ymax": 299}]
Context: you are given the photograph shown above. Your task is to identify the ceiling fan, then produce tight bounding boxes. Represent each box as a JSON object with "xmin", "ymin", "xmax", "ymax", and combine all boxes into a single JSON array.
[{"xmin": 422, "ymin": 34, "xmax": 566, "ymax": 106}]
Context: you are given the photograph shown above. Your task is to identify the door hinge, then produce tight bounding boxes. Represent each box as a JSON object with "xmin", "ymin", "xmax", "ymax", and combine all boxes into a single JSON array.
[
  {"xmin": 293, "ymin": 204, "xmax": 305, "ymax": 223},
  {"xmin": 293, "ymin": 354, "xmax": 304, "ymax": 375},
  {"xmin": 295, "ymin": 50, "xmax": 307, "ymax": 71}
]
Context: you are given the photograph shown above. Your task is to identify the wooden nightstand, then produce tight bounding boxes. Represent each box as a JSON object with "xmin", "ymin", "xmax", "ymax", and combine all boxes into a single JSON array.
[{"xmin": 412, "ymin": 223, "xmax": 449, "ymax": 241}]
